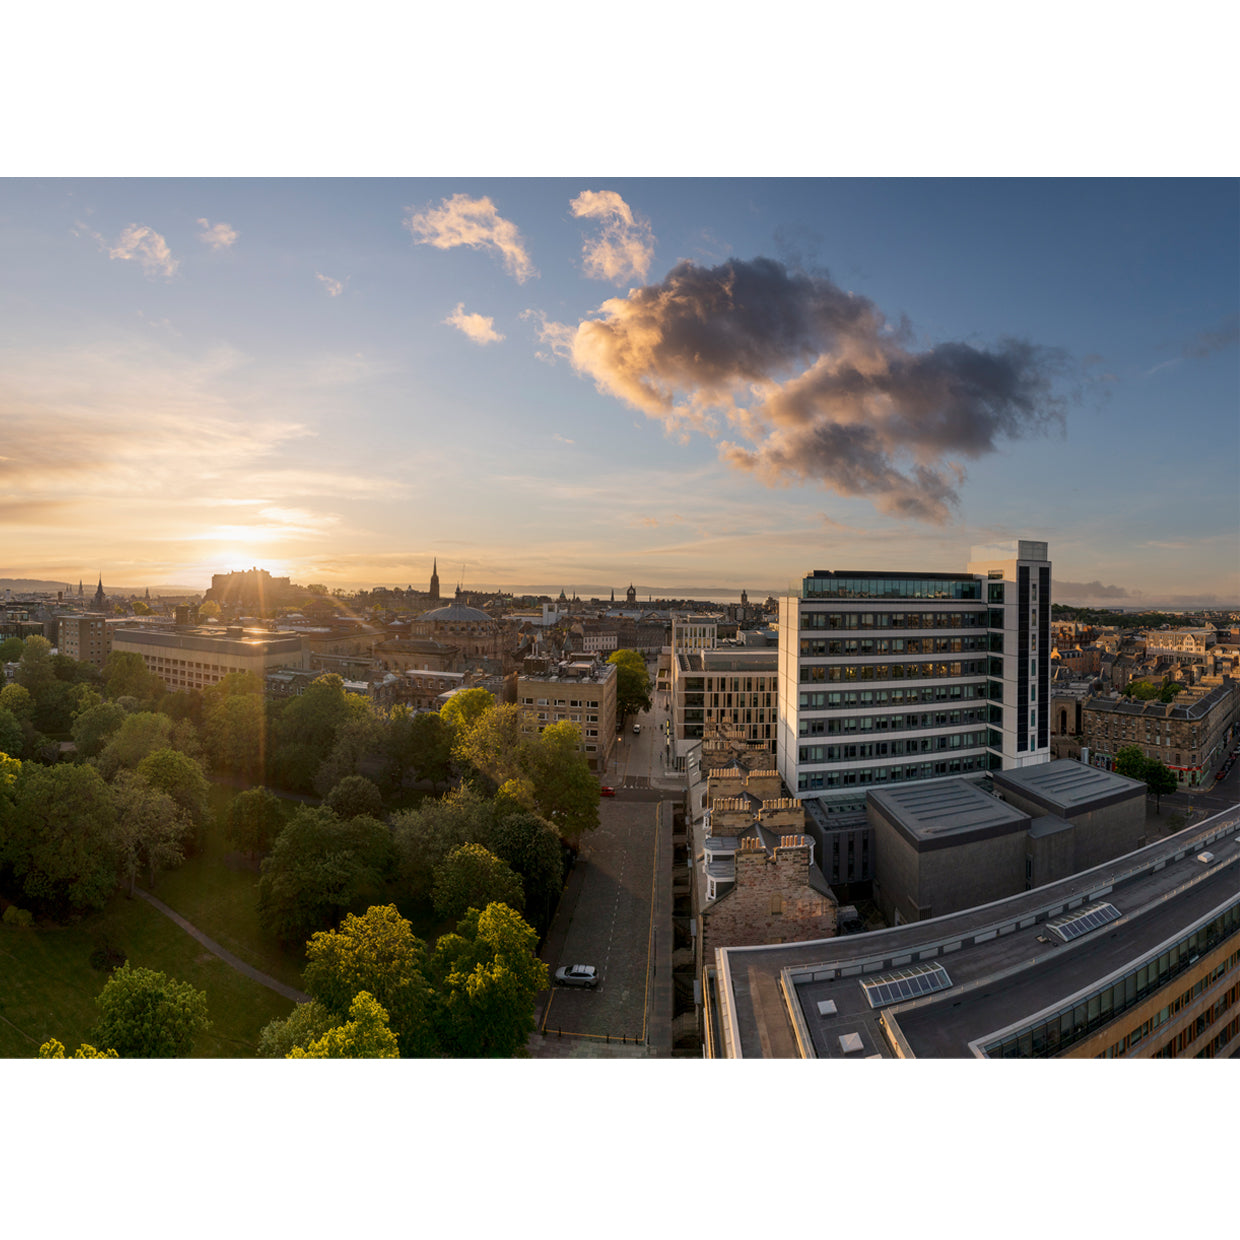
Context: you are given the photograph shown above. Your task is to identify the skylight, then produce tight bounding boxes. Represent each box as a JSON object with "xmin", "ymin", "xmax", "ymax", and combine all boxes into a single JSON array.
[
  {"xmin": 860, "ymin": 962, "xmax": 952, "ymax": 1009},
  {"xmin": 1047, "ymin": 901, "xmax": 1121, "ymax": 943}
]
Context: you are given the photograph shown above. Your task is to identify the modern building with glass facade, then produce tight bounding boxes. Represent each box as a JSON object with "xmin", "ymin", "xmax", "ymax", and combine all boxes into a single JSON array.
[{"xmin": 777, "ymin": 540, "xmax": 1051, "ymax": 820}]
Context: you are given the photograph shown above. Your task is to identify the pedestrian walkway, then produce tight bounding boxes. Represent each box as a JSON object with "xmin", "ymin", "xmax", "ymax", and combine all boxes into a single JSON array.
[{"xmin": 133, "ymin": 889, "xmax": 308, "ymax": 1004}]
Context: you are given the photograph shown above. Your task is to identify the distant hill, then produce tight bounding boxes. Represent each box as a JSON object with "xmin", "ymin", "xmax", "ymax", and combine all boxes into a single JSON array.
[{"xmin": 1, "ymin": 579, "xmax": 202, "ymax": 597}]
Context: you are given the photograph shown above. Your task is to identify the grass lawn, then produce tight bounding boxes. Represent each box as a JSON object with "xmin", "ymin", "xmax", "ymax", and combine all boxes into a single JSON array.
[
  {"xmin": 0, "ymin": 784, "xmax": 303, "ymax": 1060},
  {"xmin": 0, "ymin": 892, "xmax": 295, "ymax": 1059}
]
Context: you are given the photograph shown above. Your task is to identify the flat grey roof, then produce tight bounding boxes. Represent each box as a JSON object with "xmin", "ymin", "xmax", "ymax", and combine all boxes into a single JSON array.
[
  {"xmin": 993, "ymin": 760, "xmax": 1145, "ymax": 813},
  {"xmin": 1028, "ymin": 814, "xmax": 1074, "ymax": 838},
  {"xmin": 868, "ymin": 778, "xmax": 1029, "ymax": 848}
]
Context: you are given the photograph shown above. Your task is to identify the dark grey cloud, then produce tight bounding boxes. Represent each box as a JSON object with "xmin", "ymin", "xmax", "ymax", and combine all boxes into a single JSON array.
[
  {"xmin": 571, "ymin": 257, "xmax": 1067, "ymax": 522},
  {"xmin": 1053, "ymin": 580, "xmax": 1132, "ymax": 600}
]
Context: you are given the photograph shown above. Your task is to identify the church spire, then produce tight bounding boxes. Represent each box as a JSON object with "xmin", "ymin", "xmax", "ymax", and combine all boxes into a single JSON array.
[{"xmin": 429, "ymin": 557, "xmax": 440, "ymax": 601}]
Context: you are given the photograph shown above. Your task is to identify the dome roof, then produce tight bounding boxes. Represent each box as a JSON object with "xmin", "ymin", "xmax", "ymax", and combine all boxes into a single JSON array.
[{"xmin": 417, "ymin": 600, "xmax": 494, "ymax": 626}]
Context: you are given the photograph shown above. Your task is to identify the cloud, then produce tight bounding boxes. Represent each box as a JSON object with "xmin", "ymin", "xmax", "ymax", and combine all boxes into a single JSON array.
[
  {"xmin": 94, "ymin": 223, "xmax": 179, "ymax": 278},
  {"xmin": 521, "ymin": 309, "xmax": 575, "ymax": 363},
  {"xmin": 315, "ymin": 272, "xmax": 345, "ymax": 297},
  {"xmin": 569, "ymin": 257, "xmax": 1067, "ymax": 522},
  {"xmin": 551, "ymin": 433, "xmax": 574, "ymax": 444},
  {"xmin": 404, "ymin": 193, "xmax": 536, "ymax": 283},
  {"xmin": 443, "ymin": 303, "xmax": 505, "ymax": 345},
  {"xmin": 197, "ymin": 218, "xmax": 238, "ymax": 250},
  {"xmin": 1183, "ymin": 314, "xmax": 1239, "ymax": 359},
  {"xmin": 570, "ymin": 190, "xmax": 655, "ymax": 284},
  {"xmin": 1053, "ymin": 579, "xmax": 1132, "ymax": 600}
]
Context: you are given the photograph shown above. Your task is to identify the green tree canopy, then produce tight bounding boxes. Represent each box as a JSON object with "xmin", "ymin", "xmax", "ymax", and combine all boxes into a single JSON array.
[
  {"xmin": 271, "ymin": 674, "xmax": 373, "ymax": 793},
  {"xmin": 255, "ymin": 1000, "xmax": 336, "ymax": 1058},
  {"xmin": 1144, "ymin": 760, "xmax": 1177, "ymax": 813},
  {"xmin": 4, "ymin": 762, "xmax": 119, "ymax": 913},
  {"xmin": 440, "ymin": 687, "xmax": 496, "ymax": 734},
  {"xmin": 15, "ymin": 635, "xmax": 56, "ymax": 698},
  {"xmin": 202, "ymin": 673, "xmax": 268, "ymax": 780},
  {"xmin": 429, "ymin": 903, "xmax": 549, "ymax": 1058},
  {"xmin": 257, "ymin": 806, "xmax": 397, "ymax": 945},
  {"xmin": 324, "ymin": 773, "xmax": 385, "ymax": 820},
  {"xmin": 0, "ymin": 705, "xmax": 25, "ymax": 759},
  {"xmin": 38, "ymin": 1038, "xmax": 118, "ymax": 1059},
  {"xmin": 302, "ymin": 904, "xmax": 437, "ymax": 1057},
  {"xmin": 103, "ymin": 650, "xmax": 164, "ymax": 704},
  {"xmin": 528, "ymin": 722, "xmax": 600, "ymax": 843},
  {"xmin": 1113, "ymin": 745, "xmax": 1147, "ymax": 780},
  {"xmin": 432, "ymin": 843, "xmax": 524, "ymax": 923},
  {"xmin": 225, "ymin": 785, "xmax": 288, "ymax": 859},
  {"xmin": 0, "ymin": 682, "xmax": 36, "ymax": 722},
  {"xmin": 0, "ymin": 636, "xmax": 25, "ymax": 663},
  {"xmin": 94, "ymin": 711, "xmax": 175, "ymax": 779},
  {"xmin": 608, "ymin": 649, "xmax": 652, "ymax": 722},
  {"xmin": 285, "ymin": 991, "xmax": 400, "ymax": 1059},
  {"xmin": 490, "ymin": 809, "xmax": 565, "ymax": 936},
  {"xmin": 391, "ymin": 787, "xmax": 496, "ymax": 905},
  {"xmin": 313, "ymin": 715, "xmax": 386, "ymax": 798},
  {"xmin": 136, "ymin": 747, "xmax": 211, "ymax": 831},
  {"xmin": 71, "ymin": 700, "xmax": 127, "ymax": 758},
  {"xmin": 90, "ymin": 963, "xmax": 210, "ymax": 1058},
  {"xmin": 110, "ymin": 771, "xmax": 193, "ymax": 894}
]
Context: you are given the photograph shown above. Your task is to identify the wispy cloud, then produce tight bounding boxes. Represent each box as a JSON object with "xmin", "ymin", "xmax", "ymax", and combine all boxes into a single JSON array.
[
  {"xmin": 570, "ymin": 190, "xmax": 655, "ymax": 285},
  {"xmin": 79, "ymin": 222, "xmax": 179, "ymax": 279},
  {"xmin": 197, "ymin": 218, "xmax": 238, "ymax": 250},
  {"xmin": 315, "ymin": 272, "xmax": 345, "ymax": 297},
  {"xmin": 568, "ymin": 257, "xmax": 1068, "ymax": 523},
  {"xmin": 521, "ymin": 308, "xmax": 574, "ymax": 363},
  {"xmin": 404, "ymin": 193, "xmax": 536, "ymax": 283},
  {"xmin": 444, "ymin": 303, "xmax": 505, "ymax": 345},
  {"xmin": 1183, "ymin": 314, "xmax": 1239, "ymax": 359},
  {"xmin": 551, "ymin": 433, "xmax": 574, "ymax": 445},
  {"xmin": 1053, "ymin": 579, "xmax": 1133, "ymax": 600}
]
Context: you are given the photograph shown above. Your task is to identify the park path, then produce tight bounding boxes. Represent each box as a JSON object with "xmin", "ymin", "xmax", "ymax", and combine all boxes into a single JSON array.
[{"xmin": 132, "ymin": 889, "xmax": 309, "ymax": 1005}]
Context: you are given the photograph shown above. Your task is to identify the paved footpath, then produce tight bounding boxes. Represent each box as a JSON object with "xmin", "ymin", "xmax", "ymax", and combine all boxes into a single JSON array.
[{"xmin": 133, "ymin": 889, "xmax": 308, "ymax": 1005}]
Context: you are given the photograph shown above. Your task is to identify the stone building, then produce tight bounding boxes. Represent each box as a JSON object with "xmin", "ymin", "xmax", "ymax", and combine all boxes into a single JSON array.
[
  {"xmin": 408, "ymin": 587, "xmax": 505, "ymax": 662},
  {"xmin": 694, "ymin": 764, "xmax": 838, "ymax": 978},
  {"xmin": 1082, "ymin": 678, "xmax": 1239, "ymax": 786},
  {"xmin": 517, "ymin": 658, "xmax": 617, "ymax": 771}
]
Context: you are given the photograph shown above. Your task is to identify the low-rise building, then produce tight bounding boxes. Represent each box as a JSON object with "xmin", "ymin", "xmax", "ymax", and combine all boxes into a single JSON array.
[
  {"xmin": 1082, "ymin": 678, "xmax": 1239, "ymax": 785},
  {"xmin": 517, "ymin": 659, "xmax": 617, "ymax": 771},
  {"xmin": 113, "ymin": 624, "xmax": 307, "ymax": 692}
]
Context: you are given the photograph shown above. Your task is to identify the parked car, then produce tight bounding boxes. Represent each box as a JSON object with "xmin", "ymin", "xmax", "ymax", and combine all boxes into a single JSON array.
[
  {"xmin": 600, "ymin": 785, "xmax": 616, "ymax": 797},
  {"xmin": 633, "ymin": 723, "xmax": 641, "ymax": 734},
  {"xmin": 555, "ymin": 964, "xmax": 599, "ymax": 988}
]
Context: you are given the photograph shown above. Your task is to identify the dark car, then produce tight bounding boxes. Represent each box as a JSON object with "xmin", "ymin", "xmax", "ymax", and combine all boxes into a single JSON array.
[
  {"xmin": 600, "ymin": 785, "xmax": 616, "ymax": 797},
  {"xmin": 555, "ymin": 964, "xmax": 599, "ymax": 988}
]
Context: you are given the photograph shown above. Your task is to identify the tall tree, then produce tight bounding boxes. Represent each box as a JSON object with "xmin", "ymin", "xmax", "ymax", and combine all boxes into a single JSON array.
[
  {"xmin": 440, "ymin": 687, "xmax": 495, "ymax": 734},
  {"xmin": 391, "ymin": 787, "xmax": 496, "ymax": 906},
  {"xmin": 429, "ymin": 903, "xmax": 549, "ymax": 1058},
  {"xmin": 71, "ymin": 700, "xmax": 126, "ymax": 758},
  {"xmin": 255, "ymin": 1000, "xmax": 336, "ymax": 1058},
  {"xmin": 225, "ymin": 785, "xmax": 287, "ymax": 859},
  {"xmin": 202, "ymin": 673, "xmax": 267, "ymax": 780},
  {"xmin": 257, "ymin": 806, "xmax": 396, "ymax": 944},
  {"xmin": 608, "ymin": 649, "xmax": 652, "ymax": 722},
  {"xmin": 271, "ymin": 674, "xmax": 372, "ymax": 793},
  {"xmin": 103, "ymin": 650, "xmax": 164, "ymax": 704},
  {"xmin": 94, "ymin": 711, "xmax": 174, "ymax": 779},
  {"xmin": 136, "ymin": 747, "xmax": 211, "ymax": 833},
  {"xmin": 90, "ymin": 963, "xmax": 210, "ymax": 1058},
  {"xmin": 1113, "ymin": 745, "xmax": 1147, "ymax": 780},
  {"xmin": 110, "ymin": 772, "xmax": 193, "ymax": 894},
  {"xmin": 4, "ymin": 762, "xmax": 119, "ymax": 913},
  {"xmin": 301, "ymin": 904, "xmax": 437, "ymax": 1057},
  {"xmin": 529, "ymin": 722, "xmax": 600, "ymax": 843},
  {"xmin": 490, "ymin": 809, "xmax": 565, "ymax": 936},
  {"xmin": 324, "ymin": 773, "xmax": 385, "ymax": 820},
  {"xmin": 15, "ymin": 635, "xmax": 56, "ymax": 699}
]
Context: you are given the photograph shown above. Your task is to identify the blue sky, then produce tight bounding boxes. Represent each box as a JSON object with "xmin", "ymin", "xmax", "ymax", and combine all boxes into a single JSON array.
[{"xmin": 2, "ymin": 177, "xmax": 1236, "ymax": 607}]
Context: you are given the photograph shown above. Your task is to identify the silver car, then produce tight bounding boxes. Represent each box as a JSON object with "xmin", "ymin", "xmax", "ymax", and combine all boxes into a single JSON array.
[{"xmin": 555, "ymin": 964, "xmax": 599, "ymax": 988}]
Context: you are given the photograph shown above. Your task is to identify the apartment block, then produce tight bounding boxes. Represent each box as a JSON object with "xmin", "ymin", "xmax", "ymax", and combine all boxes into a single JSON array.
[
  {"xmin": 57, "ymin": 613, "xmax": 113, "ymax": 669},
  {"xmin": 777, "ymin": 540, "xmax": 1051, "ymax": 824},
  {"xmin": 671, "ymin": 648, "xmax": 779, "ymax": 752},
  {"xmin": 517, "ymin": 659, "xmax": 617, "ymax": 771}
]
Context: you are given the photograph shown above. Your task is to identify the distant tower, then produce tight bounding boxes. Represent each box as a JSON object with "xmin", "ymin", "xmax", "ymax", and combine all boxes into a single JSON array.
[
  {"xmin": 145, "ymin": 587, "xmax": 150, "ymax": 601},
  {"xmin": 741, "ymin": 589, "xmax": 748, "ymax": 607},
  {"xmin": 93, "ymin": 576, "xmax": 105, "ymax": 611},
  {"xmin": 610, "ymin": 588, "xmax": 615, "ymax": 603},
  {"xmin": 429, "ymin": 558, "xmax": 440, "ymax": 602},
  {"xmin": 78, "ymin": 580, "xmax": 84, "ymax": 598},
  {"xmin": 626, "ymin": 583, "xmax": 637, "ymax": 605}
]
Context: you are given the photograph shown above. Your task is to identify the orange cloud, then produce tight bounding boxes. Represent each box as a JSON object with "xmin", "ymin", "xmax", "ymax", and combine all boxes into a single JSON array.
[
  {"xmin": 405, "ymin": 193, "xmax": 536, "ymax": 283},
  {"xmin": 570, "ymin": 190, "xmax": 655, "ymax": 284}
]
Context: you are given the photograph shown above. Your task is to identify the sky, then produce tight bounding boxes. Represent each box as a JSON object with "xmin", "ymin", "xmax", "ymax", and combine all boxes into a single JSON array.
[{"xmin": 2, "ymin": 176, "xmax": 1236, "ymax": 607}]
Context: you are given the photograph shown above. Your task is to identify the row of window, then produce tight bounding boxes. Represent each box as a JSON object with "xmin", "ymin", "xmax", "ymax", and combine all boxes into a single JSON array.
[
  {"xmin": 800, "ymin": 610, "xmax": 985, "ymax": 631},
  {"xmin": 797, "ymin": 754, "xmax": 991, "ymax": 790},
  {"xmin": 799, "ymin": 683, "xmax": 988, "ymax": 711},
  {"xmin": 983, "ymin": 902, "xmax": 1240, "ymax": 1058},
  {"xmin": 800, "ymin": 707, "xmax": 989, "ymax": 737},
  {"xmin": 800, "ymin": 660, "xmax": 987, "ymax": 684},
  {"xmin": 799, "ymin": 731, "xmax": 989, "ymax": 763},
  {"xmin": 799, "ymin": 636, "xmax": 987, "ymax": 656},
  {"xmin": 801, "ymin": 577, "xmax": 982, "ymax": 601}
]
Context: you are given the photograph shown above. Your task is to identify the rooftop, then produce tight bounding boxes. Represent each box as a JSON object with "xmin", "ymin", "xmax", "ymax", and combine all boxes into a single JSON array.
[
  {"xmin": 993, "ymin": 759, "xmax": 1146, "ymax": 813},
  {"xmin": 868, "ymin": 779, "xmax": 1030, "ymax": 849}
]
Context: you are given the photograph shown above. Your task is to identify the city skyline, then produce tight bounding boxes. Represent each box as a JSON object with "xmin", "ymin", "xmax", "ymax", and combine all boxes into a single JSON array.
[{"xmin": 3, "ymin": 178, "xmax": 1237, "ymax": 609}]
